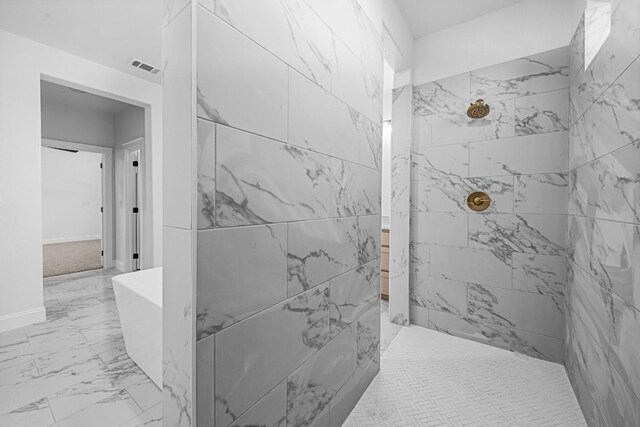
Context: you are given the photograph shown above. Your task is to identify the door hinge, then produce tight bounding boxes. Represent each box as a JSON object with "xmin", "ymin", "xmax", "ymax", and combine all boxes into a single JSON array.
[
  {"xmin": 100, "ymin": 163, "xmax": 103, "ymax": 169},
  {"xmin": 101, "ymin": 250, "xmax": 104, "ymax": 256},
  {"xmin": 132, "ymin": 207, "xmax": 139, "ymax": 213},
  {"xmin": 133, "ymin": 253, "xmax": 139, "ymax": 260},
  {"xmin": 100, "ymin": 207, "xmax": 103, "ymax": 213},
  {"xmin": 132, "ymin": 160, "xmax": 138, "ymax": 167}
]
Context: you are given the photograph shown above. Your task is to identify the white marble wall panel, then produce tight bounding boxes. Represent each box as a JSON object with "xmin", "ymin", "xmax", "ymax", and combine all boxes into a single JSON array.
[
  {"xmin": 569, "ymin": 17, "xmax": 585, "ymax": 84},
  {"xmin": 409, "ymin": 240, "xmax": 430, "ymax": 277},
  {"xmin": 468, "ymin": 284, "xmax": 565, "ymax": 339},
  {"xmin": 609, "ymin": 293, "xmax": 640, "ymax": 401},
  {"xmin": 216, "ymin": 125, "xmax": 331, "ymax": 226},
  {"xmin": 390, "ymin": 148, "xmax": 411, "ymax": 212},
  {"xmin": 329, "ymin": 261, "xmax": 379, "ymax": 338},
  {"xmin": 430, "ymin": 175, "xmax": 514, "ymax": 214},
  {"xmin": 357, "ymin": 303, "xmax": 381, "ymax": 366},
  {"xmin": 227, "ymin": 381, "xmax": 286, "ymax": 427},
  {"xmin": 330, "ymin": 159, "xmax": 380, "ymax": 217},
  {"xmin": 411, "ymin": 144, "xmax": 469, "ymax": 180},
  {"xmin": 515, "ymin": 89, "xmax": 569, "ymax": 135},
  {"xmin": 471, "ymin": 47, "xmax": 569, "ymax": 101},
  {"xmin": 410, "ymin": 179, "xmax": 430, "ymax": 212},
  {"xmin": 430, "ymin": 245, "xmax": 512, "ymax": 289},
  {"xmin": 513, "ymin": 253, "xmax": 566, "ymax": 302},
  {"xmin": 410, "ymin": 212, "xmax": 467, "ymax": 247},
  {"xmin": 357, "ymin": 215, "xmax": 381, "ymax": 266},
  {"xmin": 215, "ymin": 0, "xmax": 334, "ymax": 90},
  {"xmin": 413, "ymin": 73, "xmax": 470, "ymax": 117},
  {"xmin": 287, "ymin": 325, "xmax": 357, "ymax": 426},
  {"xmin": 288, "ymin": 70, "xmax": 382, "ymax": 169},
  {"xmin": 412, "ymin": 115, "xmax": 433, "ymax": 148},
  {"xmin": 197, "ymin": 224, "xmax": 287, "ymax": 338},
  {"xmin": 410, "ymin": 275, "xmax": 468, "ymax": 317},
  {"xmin": 329, "ymin": 355, "xmax": 378, "ymax": 427},
  {"xmin": 197, "ymin": 9, "xmax": 288, "ymax": 142},
  {"xmin": 287, "ymin": 218, "xmax": 358, "ymax": 297},
  {"xmin": 214, "ymin": 284, "xmax": 329, "ymax": 426},
  {"xmin": 196, "ymin": 335, "xmax": 215, "ymax": 427},
  {"xmin": 197, "ymin": 119, "xmax": 215, "ymax": 229},
  {"xmin": 569, "ymin": 264, "xmax": 610, "ymax": 348},
  {"xmin": 470, "ymin": 131, "xmax": 569, "ymax": 176},
  {"xmin": 514, "ymin": 173, "xmax": 568, "ymax": 215}
]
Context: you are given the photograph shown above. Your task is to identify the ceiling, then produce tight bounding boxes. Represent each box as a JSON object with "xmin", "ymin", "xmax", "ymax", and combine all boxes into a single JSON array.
[
  {"xmin": 0, "ymin": 0, "xmax": 161, "ymax": 84},
  {"xmin": 395, "ymin": 0, "xmax": 527, "ymax": 39},
  {"xmin": 41, "ymin": 81, "xmax": 135, "ymax": 116}
]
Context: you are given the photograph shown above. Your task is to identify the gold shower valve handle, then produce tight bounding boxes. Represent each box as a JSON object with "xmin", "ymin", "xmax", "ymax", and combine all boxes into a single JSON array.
[{"xmin": 467, "ymin": 191, "xmax": 491, "ymax": 212}]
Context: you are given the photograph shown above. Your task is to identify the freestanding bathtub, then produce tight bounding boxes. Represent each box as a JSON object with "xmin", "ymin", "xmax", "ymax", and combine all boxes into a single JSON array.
[{"xmin": 112, "ymin": 267, "xmax": 162, "ymax": 388}]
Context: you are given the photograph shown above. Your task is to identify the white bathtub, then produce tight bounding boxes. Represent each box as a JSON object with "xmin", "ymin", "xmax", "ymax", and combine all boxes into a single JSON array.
[{"xmin": 112, "ymin": 267, "xmax": 162, "ymax": 388}]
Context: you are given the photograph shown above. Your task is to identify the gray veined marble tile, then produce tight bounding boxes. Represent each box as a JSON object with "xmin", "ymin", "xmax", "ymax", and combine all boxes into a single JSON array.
[
  {"xmin": 357, "ymin": 215, "xmax": 381, "ymax": 266},
  {"xmin": 390, "ymin": 148, "xmax": 410, "ymax": 213},
  {"xmin": 468, "ymin": 283, "xmax": 565, "ymax": 339},
  {"xmin": 413, "ymin": 73, "xmax": 470, "ymax": 117},
  {"xmin": 0, "ymin": 397, "xmax": 54, "ymax": 427},
  {"xmin": 287, "ymin": 218, "xmax": 359, "ymax": 297},
  {"xmin": 410, "ymin": 275, "xmax": 468, "ymax": 317},
  {"xmin": 410, "ymin": 212, "xmax": 468, "ymax": 247},
  {"xmin": 409, "ymin": 239, "xmax": 430, "ymax": 277},
  {"xmin": 53, "ymin": 389, "xmax": 143, "ymax": 427},
  {"xmin": 228, "ymin": 380, "xmax": 286, "ymax": 427},
  {"xmin": 609, "ymin": 293, "xmax": 640, "ymax": 402},
  {"xmin": 214, "ymin": 284, "xmax": 329, "ymax": 427},
  {"xmin": 329, "ymin": 260, "xmax": 379, "ymax": 338},
  {"xmin": 431, "ymin": 99, "xmax": 516, "ymax": 146},
  {"xmin": 412, "ymin": 114, "xmax": 433, "ymax": 148},
  {"xmin": 196, "ymin": 335, "xmax": 214, "ymax": 427},
  {"xmin": 288, "ymin": 70, "xmax": 382, "ymax": 169},
  {"xmin": 197, "ymin": 8, "xmax": 288, "ymax": 142},
  {"xmin": 329, "ymin": 355, "xmax": 378, "ymax": 427},
  {"xmin": 427, "ymin": 310, "xmax": 564, "ymax": 362},
  {"xmin": 569, "ymin": 263, "xmax": 611, "ymax": 348},
  {"xmin": 216, "ymin": 125, "xmax": 331, "ymax": 226},
  {"xmin": 330, "ymin": 158, "xmax": 381, "ymax": 217},
  {"xmin": 410, "ymin": 179, "xmax": 430, "ymax": 212},
  {"xmin": 391, "ymin": 85, "xmax": 413, "ymax": 152},
  {"xmin": 469, "ymin": 214, "xmax": 567, "ymax": 260},
  {"xmin": 513, "ymin": 253, "xmax": 565, "ymax": 303},
  {"xmin": 411, "ymin": 143, "xmax": 469, "ymax": 180},
  {"xmin": 569, "ymin": 16, "xmax": 585, "ymax": 84},
  {"xmin": 357, "ymin": 303, "xmax": 380, "ymax": 366},
  {"xmin": 197, "ymin": 224, "xmax": 287, "ymax": 339},
  {"xmin": 430, "ymin": 244, "xmax": 512, "ymax": 289},
  {"xmin": 471, "ymin": 47, "xmax": 569, "ymax": 101},
  {"xmin": 215, "ymin": 0, "xmax": 334, "ymax": 90},
  {"xmin": 514, "ymin": 173, "xmax": 568, "ymax": 215},
  {"xmin": 469, "ymin": 131, "xmax": 568, "ymax": 176},
  {"xmin": 197, "ymin": 119, "xmax": 215, "ymax": 229},
  {"xmin": 287, "ymin": 325, "xmax": 357, "ymax": 426},
  {"xmin": 429, "ymin": 175, "xmax": 514, "ymax": 214},
  {"xmin": 515, "ymin": 89, "xmax": 569, "ymax": 135}
]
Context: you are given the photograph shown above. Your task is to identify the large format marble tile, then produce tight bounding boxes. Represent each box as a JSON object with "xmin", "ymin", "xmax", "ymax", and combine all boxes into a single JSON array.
[
  {"xmin": 569, "ymin": 16, "xmax": 585, "ymax": 84},
  {"xmin": 411, "ymin": 143, "xmax": 469, "ymax": 180},
  {"xmin": 410, "ymin": 212, "xmax": 468, "ymax": 247},
  {"xmin": 197, "ymin": 9, "xmax": 288, "ymax": 141},
  {"xmin": 412, "ymin": 114, "xmax": 433, "ymax": 148},
  {"xmin": 468, "ymin": 284, "xmax": 565, "ymax": 339},
  {"xmin": 515, "ymin": 89, "xmax": 569, "ymax": 135},
  {"xmin": 196, "ymin": 335, "xmax": 214, "ymax": 427},
  {"xmin": 330, "ymin": 159, "xmax": 380, "ymax": 217},
  {"xmin": 410, "ymin": 275, "xmax": 468, "ymax": 317},
  {"xmin": 214, "ymin": 284, "xmax": 329, "ymax": 426},
  {"xmin": 428, "ymin": 310, "xmax": 564, "ymax": 362},
  {"xmin": 430, "ymin": 175, "xmax": 514, "ymax": 214},
  {"xmin": 514, "ymin": 173, "xmax": 568, "ymax": 215},
  {"xmin": 413, "ymin": 73, "xmax": 470, "ymax": 117},
  {"xmin": 469, "ymin": 214, "xmax": 567, "ymax": 258},
  {"xmin": 197, "ymin": 224, "xmax": 287, "ymax": 338},
  {"xmin": 0, "ymin": 398, "xmax": 54, "ymax": 427},
  {"xmin": 228, "ymin": 380, "xmax": 286, "ymax": 427},
  {"xmin": 513, "ymin": 253, "xmax": 565, "ymax": 303},
  {"xmin": 430, "ymin": 245, "xmax": 512, "ymax": 289},
  {"xmin": 287, "ymin": 218, "xmax": 359, "ymax": 297},
  {"xmin": 197, "ymin": 119, "xmax": 215, "ymax": 229},
  {"xmin": 216, "ymin": 125, "xmax": 331, "ymax": 226},
  {"xmin": 410, "ymin": 179, "xmax": 430, "ymax": 212},
  {"xmin": 286, "ymin": 325, "xmax": 357, "ymax": 426},
  {"xmin": 609, "ymin": 293, "xmax": 640, "ymax": 401},
  {"xmin": 288, "ymin": 70, "xmax": 382, "ymax": 169},
  {"xmin": 357, "ymin": 215, "xmax": 381, "ymax": 266},
  {"xmin": 469, "ymin": 131, "xmax": 569, "ymax": 176},
  {"xmin": 329, "ymin": 261, "xmax": 379, "ymax": 338},
  {"xmin": 471, "ymin": 47, "xmax": 569, "ymax": 101},
  {"xmin": 329, "ymin": 356, "xmax": 378, "ymax": 427},
  {"xmin": 215, "ymin": 0, "xmax": 334, "ymax": 90},
  {"xmin": 357, "ymin": 303, "xmax": 381, "ymax": 366},
  {"xmin": 409, "ymin": 239, "xmax": 430, "ymax": 277},
  {"xmin": 569, "ymin": 263, "xmax": 611, "ymax": 348},
  {"xmin": 390, "ymin": 148, "xmax": 410, "ymax": 213}
]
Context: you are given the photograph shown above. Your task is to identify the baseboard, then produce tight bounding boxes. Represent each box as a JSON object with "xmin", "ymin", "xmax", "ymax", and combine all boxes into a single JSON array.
[
  {"xmin": 115, "ymin": 260, "xmax": 125, "ymax": 272},
  {"xmin": 0, "ymin": 306, "xmax": 46, "ymax": 333},
  {"xmin": 43, "ymin": 235, "xmax": 101, "ymax": 245}
]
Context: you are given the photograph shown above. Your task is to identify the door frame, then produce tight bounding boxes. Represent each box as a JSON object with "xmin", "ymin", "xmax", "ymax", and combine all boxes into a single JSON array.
[
  {"xmin": 121, "ymin": 137, "xmax": 145, "ymax": 272},
  {"xmin": 41, "ymin": 138, "xmax": 115, "ymax": 269}
]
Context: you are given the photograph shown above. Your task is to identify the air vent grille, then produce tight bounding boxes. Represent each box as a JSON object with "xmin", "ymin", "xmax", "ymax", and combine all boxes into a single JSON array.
[{"xmin": 129, "ymin": 58, "xmax": 160, "ymax": 75}]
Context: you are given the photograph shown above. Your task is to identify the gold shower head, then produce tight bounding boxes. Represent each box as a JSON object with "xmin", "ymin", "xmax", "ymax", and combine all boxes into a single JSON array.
[{"xmin": 467, "ymin": 99, "xmax": 490, "ymax": 119}]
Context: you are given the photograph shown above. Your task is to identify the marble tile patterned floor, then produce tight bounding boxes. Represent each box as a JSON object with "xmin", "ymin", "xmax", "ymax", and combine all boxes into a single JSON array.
[
  {"xmin": 346, "ymin": 325, "xmax": 587, "ymax": 426},
  {"xmin": 0, "ymin": 269, "xmax": 162, "ymax": 427}
]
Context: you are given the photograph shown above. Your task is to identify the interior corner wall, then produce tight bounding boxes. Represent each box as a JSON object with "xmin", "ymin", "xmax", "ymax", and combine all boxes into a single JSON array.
[
  {"xmin": 564, "ymin": 0, "xmax": 640, "ymax": 424},
  {"xmin": 0, "ymin": 28, "xmax": 162, "ymax": 332},
  {"xmin": 193, "ymin": 0, "xmax": 383, "ymax": 424},
  {"xmin": 412, "ymin": 0, "xmax": 584, "ymax": 85}
]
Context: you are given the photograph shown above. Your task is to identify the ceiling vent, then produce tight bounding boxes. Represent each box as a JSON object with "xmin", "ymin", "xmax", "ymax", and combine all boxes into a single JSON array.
[{"xmin": 129, "ymin": 58, "xmax": 160, "ymax": 75}]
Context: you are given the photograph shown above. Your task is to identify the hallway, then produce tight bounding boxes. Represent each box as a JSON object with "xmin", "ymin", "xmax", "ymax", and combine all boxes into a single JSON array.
[{"xmin": 346, "ymin": 326, "xmax": 586, "ymax": 426}]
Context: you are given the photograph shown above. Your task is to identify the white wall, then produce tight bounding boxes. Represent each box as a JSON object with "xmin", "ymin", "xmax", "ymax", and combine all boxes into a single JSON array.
[
  {"xmin": 412, "ymin": 0, "xmax": 584, "ymax": 85},
  {"xmin": 41, "ymin": 147, "xmax": 103, "ymax": 244},
  {"xmin": 0, "ymin": 29, "xmax": 162, "ymax": 332},
  {"xmin": 41, "ymin": 100, "xmax": 115, "ymax": 147}
]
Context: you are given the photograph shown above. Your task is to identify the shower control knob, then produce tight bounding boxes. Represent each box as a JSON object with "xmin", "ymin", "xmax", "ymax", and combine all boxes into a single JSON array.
[{"xmin": 467, "ymin": 191, "xmax": 491, "ymax": 212}]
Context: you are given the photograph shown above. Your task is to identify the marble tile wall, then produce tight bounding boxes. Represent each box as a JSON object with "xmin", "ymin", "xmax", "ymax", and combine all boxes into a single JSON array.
[
  {"xmin": 409, "ymin": 46, "xmax": 571, "ymax": 363},
  {"xmin": 565, "ymin": 1, "xmax": 640, "ymax": 425},
  {"xmin": 194, "ymin": 1, "xmax": 382, "ymax": 425}
]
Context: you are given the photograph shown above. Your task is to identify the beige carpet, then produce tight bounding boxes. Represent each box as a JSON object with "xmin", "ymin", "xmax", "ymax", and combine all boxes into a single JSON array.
[{"xmin": 43, "ymin": 239, "xmax": 103, "ymax": 277}]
